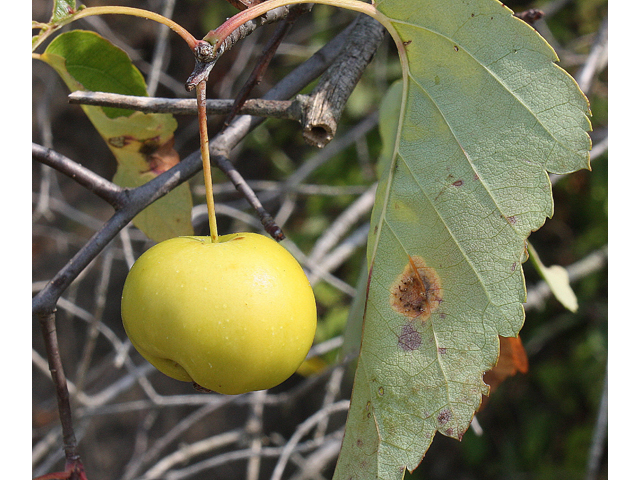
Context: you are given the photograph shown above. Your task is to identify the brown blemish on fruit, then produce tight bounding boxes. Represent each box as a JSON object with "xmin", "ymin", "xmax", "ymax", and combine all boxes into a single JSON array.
[
  {"xmin": 398, "ymin": 324, "xmax": 422, "ymax": 351},
  {"xmin": 437, "ymin": 408, "xmax": 452, "ymax": 425},
  {"xmin": 232, "ymin": 236, "xmax": 245, "ymax": 241},
  {"xmin": 192, "ymin": 382, "xmax": 214, "ymax": 393},
  {"xmin": 389, "ymin": 256, "xmax": 443, "ymax": 321}
]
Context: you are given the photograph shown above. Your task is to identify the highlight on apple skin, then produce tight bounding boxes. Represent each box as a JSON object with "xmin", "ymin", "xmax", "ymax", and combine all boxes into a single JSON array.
[{"xmin": 121, "ymin": 232, "xmax": 317, "ymax": 395}]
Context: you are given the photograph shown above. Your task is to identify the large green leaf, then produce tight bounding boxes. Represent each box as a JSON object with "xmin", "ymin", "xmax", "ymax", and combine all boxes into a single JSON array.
[
  {"xmin": 333, "ymin": 0, "xmax": 591, "ymax": 478},
  {"xmin": 40, "ymin": 30, "xmax": 193, "ymax": 242}
]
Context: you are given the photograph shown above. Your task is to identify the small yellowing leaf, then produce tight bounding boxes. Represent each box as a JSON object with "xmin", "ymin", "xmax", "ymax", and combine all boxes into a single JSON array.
[
  {"xmin": 528, "ymin": 243, "xmax": 579, "ymax": 312},
  {"xmin": 40, "ymin": 30, "xmax": 193, "ymax": 242}
]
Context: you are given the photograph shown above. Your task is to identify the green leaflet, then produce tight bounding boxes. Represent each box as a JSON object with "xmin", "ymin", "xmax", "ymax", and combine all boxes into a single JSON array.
[
  {"xmin": 40, "ymin": 30, "xmax": 193, "ymax": 242},
  {"xmin": 333, "ymin": 0, "xmax": 591, "ymax": 478}
]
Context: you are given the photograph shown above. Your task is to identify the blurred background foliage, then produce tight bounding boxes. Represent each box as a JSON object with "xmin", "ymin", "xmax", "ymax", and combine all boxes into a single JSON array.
[{"xmin": 32, "ymin": 0, "xmax": 607, "ymax": 478}]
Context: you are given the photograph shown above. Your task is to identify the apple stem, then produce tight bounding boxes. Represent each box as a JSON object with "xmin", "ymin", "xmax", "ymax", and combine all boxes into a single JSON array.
[{"xmin": 196, "ymin": 80, "xmax": 219, "ymax": 242}]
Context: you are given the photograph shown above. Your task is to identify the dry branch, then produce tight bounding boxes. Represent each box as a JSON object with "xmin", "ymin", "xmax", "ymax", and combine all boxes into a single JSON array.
[{"xmin": 300, "ymin": 14, "xmax": 386, "ymax": 147}]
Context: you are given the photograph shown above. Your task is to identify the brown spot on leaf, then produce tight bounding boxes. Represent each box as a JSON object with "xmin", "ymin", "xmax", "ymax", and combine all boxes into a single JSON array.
[
  {"xmin": 452, "ymin": 179, "xmax": 464, "ymax": 187},
  {"xmin": 438, "ymin": 347, "xmax": 447, "ymax": 355},
  {"xmin": 511, "ymin": 262, "xmax": 517, "ymax": 272},
  {"xmin": 364, "ymin": 401, "xmax": 372, "ymax": 419},
  {"xmin": 390, "ymin": 256, "xmax": 443, "ymax": 321},
  {"xmin": 138, "ymin": 137, "xmax": 162, "ymax": 156},
  {"xmin": 143, "ymin": 137, "xmax": 180, "ymax": 175},
  {"xmin": 356, "ymin": 439, "xmax": 364, "ymax": 448},
  {"xmin": 403, "ymin": 39, "xmax": 412, "ymax": 46},
  {"xmin": 453, "ymin": 45, "xmax": 459, "ymax": 52},
  {"xmin": 437, "ymin": 408, "xmax": 452, "ymax": 425},
  {"xmin": 445, "ymin": 427, "xmax": 454, "ymax": 436},
  {"xmin": 108, "ymin": 135, "xmax": 133, "ymax": 148},
  {"xmin": 506, "ymin": 215, "xmax": 517, "ymax": 225},
  {"xmin": 398, "ymin": 324, "xmax": 422, "ymax": 351}
]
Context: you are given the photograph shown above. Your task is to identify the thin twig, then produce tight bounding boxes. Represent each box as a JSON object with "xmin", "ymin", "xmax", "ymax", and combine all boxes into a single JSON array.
[
  {"xmin": 68, "ymin": 91, "xmax": 303, "ymax": 120},
  {"xmin": 186, "ymin": 5, "xmax": 295, "ymax": 89},
  {"xmin": 34, "ymin": 71, "xmax": 57, "ymax": 221},
  {"xmin": 32, "ymin": 143, "xmax": 124, "ymax": 209},
  {"xmin": 141, "ymin": 430, "xmax": 245, "ymax": 480},
  {"xmin": 196, "ymin": 181, "xmax": 370, "ymax": 196},
  {"xmin": 245, "ymin": 390, "xmax": 268, "ymax": 480},
  {"xmin": 308, "ymin": 223, "xmax": 370, "ymax": 287},
  {"xmin": 163, "ymin": 430, "xmax": 345, "ymax": 480},
  {"xmin": 585, "ymin": 361, "xmax": 608, "ymax": 480},
  {"xmin": 575, "ymin": 16, "xmax": 608, "ymax": 94},
  {"xmin": 73, "ymin": 247, "xmax": 115, "ymax": 394},
  {"xmin": 270, "ymin": 400, "xmax": 350, "ymax": 480},
  {"xmin": 283, "ymin": 239, "xmax": 357, "ymax": 296},
  {"xmin": 213, "ymin": 154, "xmax": 285, "ymax": 240},
  {"xmin": 147, "ymin": 0, "xmax": 177, "ymax": 96},
  {"xmin": 308, "ymin": 184, "xmax": 376, "ymax": 265},
  {"xmin": 122, "ymin": 403, "xmax": 224, "ymax": 480},
  {"xmin": 36, "ymin": 311, "xmax": 83, "ymax": 477},
  {"xmin": 223, "ymin": 4, "xmax": 313, "ymax": 128},
  {"xmin": 289, "ymin": 437, "xmax": 342, "ymax": 480}
]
